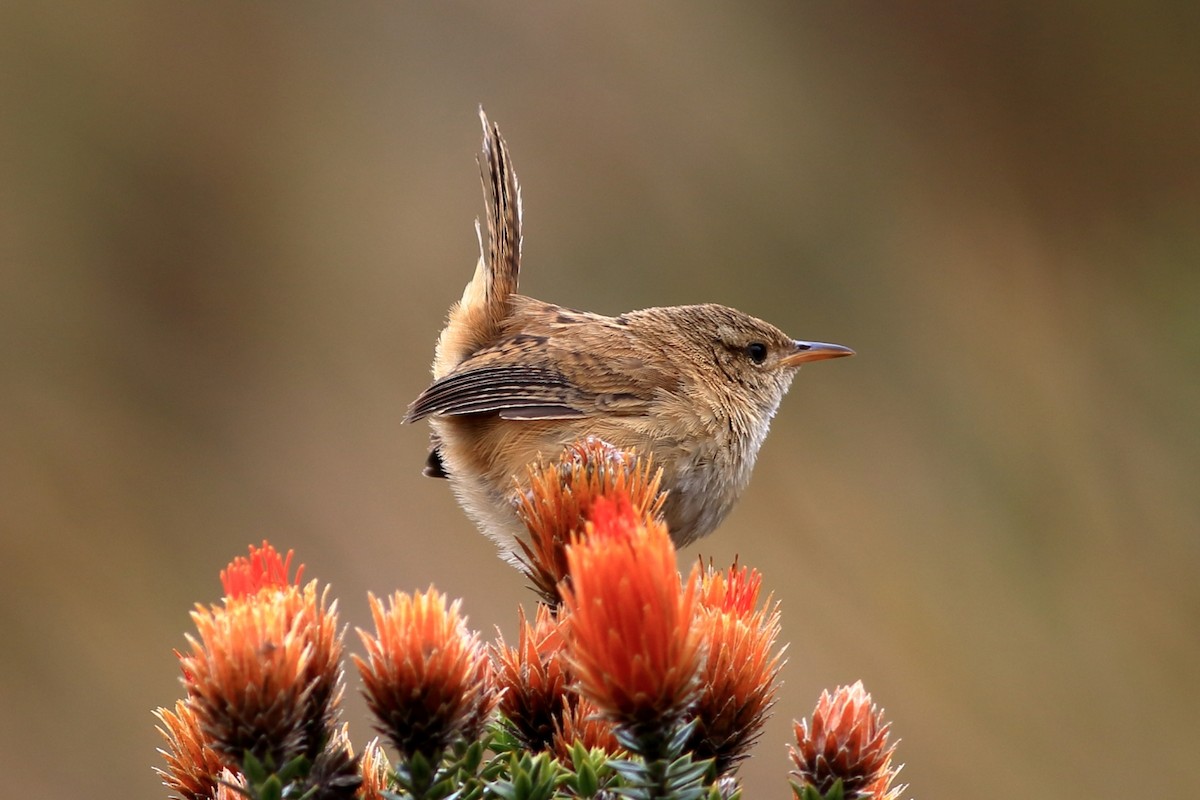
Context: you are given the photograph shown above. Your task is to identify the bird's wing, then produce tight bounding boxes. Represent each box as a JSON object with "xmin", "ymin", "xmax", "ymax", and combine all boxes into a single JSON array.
[{"xmin": 404, "ymin": 364, "xmax": 588, "ymax": 422}]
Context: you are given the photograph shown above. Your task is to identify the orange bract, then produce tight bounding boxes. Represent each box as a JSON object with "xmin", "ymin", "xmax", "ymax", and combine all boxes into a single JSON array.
[
  {"xmin": 492, "ymin": 603, "xmax": 569, "ymax": 751},
  {"xmin": 688, "ymin": 562, "xmax": 784, "ymax": 773},
  {"xmin": 515, "ymin": 437, "xmax": 665, "ymax": 605},
  {"xmin": 789, "ymin": 681, "xmax": 905, "ymax": 800},
  {"xmin": 691, "ymin": 610, "xmax": 783, "ymax": 772},
  {"xmin": 180, "ymin": 574, "xmax": 342, "ymax": 766},
  {"xmin": 551, "ymin": 694, "xmax": 621, "ymax": 762},
  {"xmin": 560, "ymin": 494, "xmax": 702, "ymax": 748},
  {"xmin": 353, "ymin": 588, "xmax": 496, "ymax": 758},
  {"xmin": 153, "ymin": 699, "xmax": 227, "ymax": 800}
]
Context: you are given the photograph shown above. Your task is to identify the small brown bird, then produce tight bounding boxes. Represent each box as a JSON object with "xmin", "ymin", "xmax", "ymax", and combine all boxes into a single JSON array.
[{"xmin": 406, "ymin": 110, "xmax": 853, "ymax": 561}]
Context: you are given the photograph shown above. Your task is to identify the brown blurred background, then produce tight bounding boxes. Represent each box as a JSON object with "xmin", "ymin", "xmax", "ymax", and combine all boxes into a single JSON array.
[{"xmin": 2, "ymin": 3, "xmax": 1198, "ymax": 798}]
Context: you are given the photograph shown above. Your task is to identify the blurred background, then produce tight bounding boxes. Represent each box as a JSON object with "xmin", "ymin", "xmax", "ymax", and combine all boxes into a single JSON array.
[{"xmin": 2, "ymin": 3, "xmax": 1198, "ymax": 798}]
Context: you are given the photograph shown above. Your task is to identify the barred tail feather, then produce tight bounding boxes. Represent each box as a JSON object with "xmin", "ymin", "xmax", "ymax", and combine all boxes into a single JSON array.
[{"xmin": 432, "ymin": 108, "xmax": 523, "ymax": 378}]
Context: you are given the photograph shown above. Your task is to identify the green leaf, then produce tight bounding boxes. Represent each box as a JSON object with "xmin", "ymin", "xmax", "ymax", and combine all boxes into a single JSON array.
[
  {"xmin": 242, "ymin": 751, "xmax": 268, "ymax": 786},
  {"xmin": 276, "ymin": 754, "xmax": 310, "ymax": 784},
  {"xmin": 514, "ymin": 766, "xmax": 533, "ymax": 797},
  {"xmin": 488, "ymin": 724, "xmax": 522, "ymax": 756},
  {"xmin": 483, "ymin": 752, "xmax": 565, "ymax": 800},
  {"xmin": 259, "ymin": 774, "xmax": 283, "ymax": 800},
  {"xmin": 560, "ymin": 745, "xmax": 615, "ymax": 799},
  {"xmin": 575, "ymin": 757, "xmax": 598, "ymax": 797},
  {"xmin": 568, "ymin": 742, "xmax": 587, "ymax": 772},
  {"xmin": 664, "ymin": 753, "xmax": 710, "ymax": 788},
  {"xmin": 460, "ymin": 739, "xmax": 486, "ymax": 774},
  {"xmin": 788, "ymin": 780, "xmax": 847, "ymax": 800},
  {"xmin": 667, "ymin": 718, "xmax": 700, "ymax": 757}
]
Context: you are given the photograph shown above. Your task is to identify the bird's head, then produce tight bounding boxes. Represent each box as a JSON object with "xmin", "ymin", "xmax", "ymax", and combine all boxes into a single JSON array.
[{"xmin": 641, "ymin": 303, "xmax": 854, "ymax": 421}]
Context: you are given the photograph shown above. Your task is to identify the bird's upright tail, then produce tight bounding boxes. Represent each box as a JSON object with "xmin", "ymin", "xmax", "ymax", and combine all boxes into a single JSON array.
[
  {"xmin": 434, "ymin": 107, "xmax": 523, "ymax": 381},
  {"xmin": 433, "ymin": 108, "xmax": 523, "ymax": 378},
  {"xmin": 478, "ymin": 108, "xmax": 522, "ymax": 307}
]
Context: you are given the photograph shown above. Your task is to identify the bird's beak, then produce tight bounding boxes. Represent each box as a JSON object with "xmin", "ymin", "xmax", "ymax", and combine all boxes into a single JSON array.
[{"xmin": 779, "ymin": 340, "xmax": 856, "ymax": 367}]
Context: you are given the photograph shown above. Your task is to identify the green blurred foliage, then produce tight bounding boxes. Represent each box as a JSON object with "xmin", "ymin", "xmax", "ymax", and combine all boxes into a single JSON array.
[{"xmin": 1, "ymin": 3, "xmax": 1197, "ymax": 799}]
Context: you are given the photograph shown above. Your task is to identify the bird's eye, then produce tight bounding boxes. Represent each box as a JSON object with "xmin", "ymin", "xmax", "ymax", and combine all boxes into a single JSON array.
[{"xmin": 745, "ymin": 342, "xmax": 768, "ymax": 364}]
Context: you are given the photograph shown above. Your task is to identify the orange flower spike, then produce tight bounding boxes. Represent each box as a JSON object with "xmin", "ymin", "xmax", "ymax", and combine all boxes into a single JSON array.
[
  {"xmin": 688, "ymin": 561, "xmax": 783, "ymax": 771},
  {"xmin": 688, "ymin": 594, "xmax": 784, "ymax": 773},
  {"xmin": 789, "ymin": 681, "xmax": 905, "ymax": 800},
  {"xmin": 551, "ymin": 695, "xmax": 621, "ymax": 762},
  {"xmin": 353, "ymin": 588, "xmax": 496, "ymax": 759},
  {"xmin": 515, "ymin": 438, "xmax": 665, "ymax": 604},
  {"xmin": 560, "ymin": 494, "xmax": 703, "ymax": 752},
  {"xmin": 220, "ymin": 540, "xmax": 304, "ymax": 600},
  {"xmin": 293, "ymin": 581, "xmax": 346, "ymax": 755},
  {"xmin": 153, "ymin": 700, "xmax": 227, "ymax": 800},
  {"xmin": 180, "ymin": 591, "xmax": 317, "ymax": 767},
  {"xmin": 180, "ymin": 542, "xmax": 344, "ymax": 767},
  {"xmin": 493, "ymin": 603, "xmax": 569, "ymax": 751},
  {"xmin": 530, "ymin": 438, "xmax": 665, "ymax": 527}
]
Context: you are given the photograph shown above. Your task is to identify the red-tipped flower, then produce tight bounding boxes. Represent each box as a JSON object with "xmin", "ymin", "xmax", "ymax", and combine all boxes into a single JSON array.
[
  {"xmin": 515, "ymin": 437, "xmax": 666, "ymax": 604},
  {"xmin": 689, "ymin": 562, "xmax": 785, "ymax": 774},
  {"xmin": 179, "ymin": 544, "xmax": 343, "ymax": 767},
  {"xmin": 560, "ymin": 493, "xmax": 703, "ymax": 755},
  {"xmin": 789, "ymin": 681, "xmax": 905, "ymax": 800},
  {"xmin": 353, "ymin": 588, "xmax": 496, "ymax": 758}
]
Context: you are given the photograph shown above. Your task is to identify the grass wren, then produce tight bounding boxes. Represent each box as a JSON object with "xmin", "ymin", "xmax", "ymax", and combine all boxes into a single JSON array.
[{"xmin": 406, "ymin": 110, "xmax": 853, "ymax": 561}]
